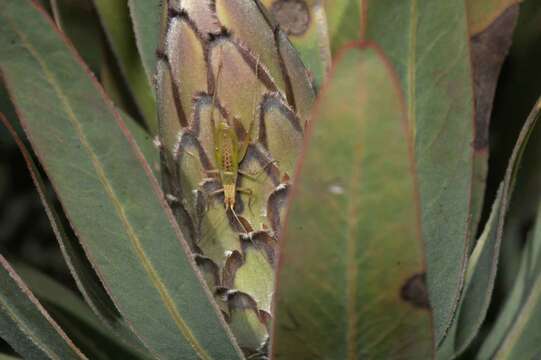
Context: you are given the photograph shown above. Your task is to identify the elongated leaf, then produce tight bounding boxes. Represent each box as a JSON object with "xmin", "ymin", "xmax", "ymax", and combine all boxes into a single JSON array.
[
  {"xmin": 0, "ymin": 113, "xmax": 149, "ymax": 355},
  {"xmin": 324, "ymin": 0, "xmax": 361, "ymax": 55},
  {"xmin": 0, "ymin": 256, "xmax": 86, "ymax": 360},
  {"xmin": 478, "ymin": 245, "xmax": 531, "ymax": 358},
  {"xmin": 362, "ymin": 1, "xmax": 475, "ymax": 342},
  {"xmin": 272, "ymin": 44, "xmax": 433, "ymax": 359},
  {"xmin": 0, "ymin": 354, "xmax": 20, "ymax": 360},
  {"xmin": 120, "ymin": 111, "xmax": 160, "ymax": 177},
  {"xmin": 0, "ymin": 2, "xmax": 242, "ymax": 358},
  {"xmin": 439, "ymin": 97, "xmax": 541, "ymax": 358},
  {"xmin": 437, "ymin": 187, "xmax": 503, "ymax": 358},
  {"xmin": 50, "ymin": 0, "xmax": 62, "ymax": 27},
  {"xmin": 477, "ymin": 96, "xmax": 541, "ymax": 359},
  {"xmin": 488, "ymin": 0, "xmax": 541, "ymax": 301},
  {"xmin": 467, "ymin": 0, "xmax": 521, "ymax": 35},
  {"xmin": 94, "ymin": 0, "xmax": 157, "ymax": 134},
  {"xmin": 50, "ymin": 0, "xmax": 105, "ymax": 74},
  {"xmin": 127, "ymin": 0, "xmax": 161, "ymax": 85},
  {"xmin": 99, "ymin": 50, "xmax": 134, "ymax": 116},
  {"xmin": 490, "ymin": 225, "xmax": 541, "ymax": 359},
  {"xmin": 12, "ymin": 261, "xmax": 144, "ymax": 359},
  {"xmin": 480, "ymin": 201, "xmax": 541, "ymax": 359},
  {"xmin": 0, "ymin": 82, "xmax": 20, "ymax": 143},
  {"xmin": 51, "ymin": 2, "xmax": 144, "ymax": 126}
]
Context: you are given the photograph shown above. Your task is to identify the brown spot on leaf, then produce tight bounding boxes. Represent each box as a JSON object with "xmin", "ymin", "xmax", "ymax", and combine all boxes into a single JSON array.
[
  {"xmin": 471, "ymin": 5, "xmax": 518, "ymax": 151},
  {"xmin": 271, "ymin": 0, "xmax": 310, "ymax": 36},
  {"xmin": 401, "ymin": 273, "xmax": 430, "ymax": 309}
]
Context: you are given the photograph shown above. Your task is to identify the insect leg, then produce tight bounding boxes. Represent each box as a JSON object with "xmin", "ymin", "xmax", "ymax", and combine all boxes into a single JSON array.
[
  {"xmin": 237, "ymin": 187, "xmax": 255, "ymax": 213},
  {"xmin": 238, "ymin": 159, "xmax": 278, "ymax": 180},
  {"xmin": 209, "ymin": 188, "xmax": 225, "ymax": 196},
  {"xmin": 203, "ymin": 169, "xmax": 220, "ymax": 179}
]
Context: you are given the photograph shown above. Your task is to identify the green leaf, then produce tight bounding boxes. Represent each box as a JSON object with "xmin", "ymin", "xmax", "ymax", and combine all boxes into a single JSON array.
[
  {"xmin": 49, "ymin": 0, "xmax": 105, "ymax": 74},
  {"xmin": 475, "ymin": 98, "xmax": 541, "ymax": 359},
  {"xmin": 120, "ymin": 111, "xmax": 160, "ymax": 178},
  {"xmin": 272, "ymin": 44, "xmax": 433, "ymax": 359},
  {"xmin": 437, "ymin": 188, "xmax": 503, "ymax": 358},
  {"xmin": 362, "ymin": 1, "xmax": 475, "ymax": 342},
  {"xmin": 0, "ymin": 83, "xmax": 21, "ymax": 144},
  {"xmin": 99, "ymin": 50, "xmax": 136, "ymax": 116},
  {"xmin": 0, "ymin": 256, "xmax": 86, "ymax": 360},
  {"xmin": 0, "ymin": 113, "xmax": 149, "ymax": 355},
  {"xmin": 0, "ymin": 354, "xmax": 21, "ymax": 360},
  {"xmin": 324, "ymin": 0, "xmax": 361, "ymax": 55},
  {"xmin": 0, "ymin": 1, "xmax": 242, "ymax": 358},
  {"xmin": 94, "ymin": 0, "xmax": 158, "ymax": 134},
  {"xmin": 489, "ymin": 0, "xmax": 541, "ymax": 303},
  {"xmin": 12, "ymin": 262, "xmax": 145, "ymax": 359},
  {"xmin": 484, "ymin": 208, "xmax": 541, "ymax": 359},
  {"xmin": 439, "ymin": 97, "xmax": 541, "ymax": 358},
  {"xmin": 127, "ymin": 0, "xmax": 161, "ymax": 87}
]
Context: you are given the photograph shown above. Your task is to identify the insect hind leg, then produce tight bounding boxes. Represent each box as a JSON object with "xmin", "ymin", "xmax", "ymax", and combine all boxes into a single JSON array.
[
  {"xmin": 238, "ymin": 159, "xmax": 278, "ymax": 181},
  {"xmin": 236, "ymin": 187, "xmax": 255, "ymax": 213}
]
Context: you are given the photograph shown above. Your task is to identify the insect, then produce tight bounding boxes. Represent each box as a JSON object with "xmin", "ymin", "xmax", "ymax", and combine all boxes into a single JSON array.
[
  {"xmin": 210, "ymin": 119, "xmax": 253, "ymax": 212},
  {"xmin": 204, "ymin": 57, "xmax": 258, "ymax": 231},
  {"xmin": 204, "ymin": 54, "xmax": 277, "ymax": 233}
]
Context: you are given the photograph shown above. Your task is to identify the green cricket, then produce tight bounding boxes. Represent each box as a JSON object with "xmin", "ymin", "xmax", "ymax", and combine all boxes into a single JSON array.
[
  {"xmin": 211, "ymin": 120, "xmax": 252, "ymax": 212},
  {"xmin": 205, "ymin": 57, "xmax": 258, "ymax": 230}
]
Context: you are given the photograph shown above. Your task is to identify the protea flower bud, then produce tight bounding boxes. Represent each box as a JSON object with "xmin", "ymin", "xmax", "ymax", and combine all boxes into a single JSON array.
[{"xmin": 157, "ymin": 0, "xmax": 315, "ymax": 355}]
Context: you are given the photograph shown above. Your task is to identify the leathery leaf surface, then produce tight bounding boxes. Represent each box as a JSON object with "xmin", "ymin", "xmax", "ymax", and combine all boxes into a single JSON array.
[
  {"xmin": 362, "ymin": 1, "xmax": 475, "ymax": 342},
  {"xmin": 0, "ymin": 1, "xmax": 242, "ymax": 358},
  {"xmin": 272, "ymin": 44, "xmax": 433, "ymax": 359},
  {"xmin": 483, "ymin": 201, "xmax": 541, "ymax": 359},
  {"xmin": 0, "ymin": 256, "xmax": 85, "ymax": 360},
  {"xmin": 0, "ymin": 113, "xmax": 150, "ymax": 355},
  {"xmin": 438, "ymin": 98, "xmax": 541, "ymax": 358},
  {"xmin": 158, "ymin": 0, "xmax": 315, "ymax": 356}
]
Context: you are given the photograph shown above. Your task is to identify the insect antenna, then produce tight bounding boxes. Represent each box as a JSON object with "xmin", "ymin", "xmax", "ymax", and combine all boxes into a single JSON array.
[
  {"xmin": 249, "ymin": 56, "xmax": 261, "ymax": 140},
  {"xmin": 228, "ymin": 205, "xmax": 250, "ymax": 234},
  {"xmin": 211, "ymin": 51, "xmax": 224, "ymax": 128}
]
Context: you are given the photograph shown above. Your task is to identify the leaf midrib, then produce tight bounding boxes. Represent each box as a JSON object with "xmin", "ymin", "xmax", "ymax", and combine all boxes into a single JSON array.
[
  {"xmin": 345, "ymin": 125, "xmax": 364, "ymax": 360},
  {"xmin": 0, "ymin": 257, "xmax": 86, "ymax": 360},
  {"xmin": 0, "ymin": 296, "xmax": 62, "ymax": 360},
  {"xmin": 3, "ymin": 7, "xmax": 211, "ymax": 359},
  {"xmin": 406, "ymin": 0, "xmax": 472, "ymax": 345}
]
